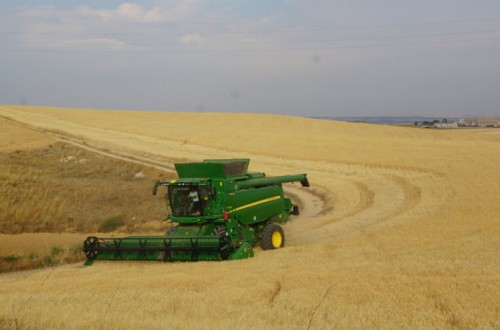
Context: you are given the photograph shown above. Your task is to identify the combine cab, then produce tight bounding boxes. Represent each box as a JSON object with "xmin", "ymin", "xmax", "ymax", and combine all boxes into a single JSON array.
[{"xmin": 83, "ymin": 159, "xmax": 309, "ymax": 264}]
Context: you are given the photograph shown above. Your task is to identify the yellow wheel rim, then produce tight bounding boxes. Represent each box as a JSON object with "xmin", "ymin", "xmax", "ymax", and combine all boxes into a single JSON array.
[{"xmin": 272, "ymin": 231, "xmax": 282, "ymax": 248}]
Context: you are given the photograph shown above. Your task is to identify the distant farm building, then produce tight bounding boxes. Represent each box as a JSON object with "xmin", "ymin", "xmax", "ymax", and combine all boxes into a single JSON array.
[
  {"xmin": 459, "ymin": 118, "xmax": 499, "ymax": 128},
  {"xmin": 461, "ymin": 119, "xmax": 478, "ymax": 127},
  {"xmin": 434, "ymin": 122, "xmax": 458, "ymax": 129}
]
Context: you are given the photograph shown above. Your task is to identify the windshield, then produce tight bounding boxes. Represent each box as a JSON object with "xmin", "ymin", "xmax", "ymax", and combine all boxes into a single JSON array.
[{"xmin": 168, "ymin": 185, "xmax": 207, "ymax": 217}]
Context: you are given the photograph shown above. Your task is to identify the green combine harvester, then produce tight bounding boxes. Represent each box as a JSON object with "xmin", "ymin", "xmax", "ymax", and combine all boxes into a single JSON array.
[{"xmin": 83, "ymin": 159, "xmax": 309, "ymax": 264}]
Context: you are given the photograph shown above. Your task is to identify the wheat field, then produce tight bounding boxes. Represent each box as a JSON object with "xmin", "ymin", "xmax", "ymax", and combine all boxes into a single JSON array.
[{"xmin": 0, "ymin": 105, "xmax": 499, "ymax": 329}]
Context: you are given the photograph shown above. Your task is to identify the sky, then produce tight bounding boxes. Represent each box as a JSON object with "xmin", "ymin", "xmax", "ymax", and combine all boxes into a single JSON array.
[{"xmin": 1, "ymin": 1, "xmax": 500, "ymax": 117}]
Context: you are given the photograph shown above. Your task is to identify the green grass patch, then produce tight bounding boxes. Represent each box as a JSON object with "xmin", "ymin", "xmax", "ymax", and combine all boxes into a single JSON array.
[
  {"xmin": 1, "ymin": 255, "xmax": 21, "ymax": 263},
  {"xmin": 98, "ymin": 215, "xmax": 125, "ymax": 232}
]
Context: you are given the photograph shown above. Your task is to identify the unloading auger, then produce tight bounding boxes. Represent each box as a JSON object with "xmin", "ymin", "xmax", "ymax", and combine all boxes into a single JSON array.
[{"xmin": 83, "ymin": 159, "xmax": 309, "ymax": 264}]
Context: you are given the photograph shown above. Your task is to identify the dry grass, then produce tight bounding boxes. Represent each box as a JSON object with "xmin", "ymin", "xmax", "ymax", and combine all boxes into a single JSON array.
[
  {"xmin": 0, "ymin": 141, "xmax": 169, "ymax": 234},
  {"xmin": 0, "ymin": 105, "xmax": 499, "ymax": 329}
]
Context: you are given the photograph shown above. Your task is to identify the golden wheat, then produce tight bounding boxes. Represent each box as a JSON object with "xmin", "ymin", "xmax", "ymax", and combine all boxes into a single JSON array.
[{"xmin": 0, "ymin": 105, "xmax": 498, "ymax": 329}]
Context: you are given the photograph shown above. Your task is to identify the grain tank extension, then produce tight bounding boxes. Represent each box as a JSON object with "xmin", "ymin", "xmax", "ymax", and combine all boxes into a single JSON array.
[{"xmin": 83, "ymin": 159, "xmax": 309, "ymax": 264}]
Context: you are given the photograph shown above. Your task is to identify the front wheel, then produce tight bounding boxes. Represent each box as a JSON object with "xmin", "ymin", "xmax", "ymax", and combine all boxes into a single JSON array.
[{"xmin": 261, "ymin": 224, "xmax": 285, "ymax": 250}]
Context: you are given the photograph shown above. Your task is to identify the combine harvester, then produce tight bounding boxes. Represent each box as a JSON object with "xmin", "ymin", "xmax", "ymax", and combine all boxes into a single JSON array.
[{"xmin": 83, "ymin": 159, "xmax": 309, "ymax": 264}]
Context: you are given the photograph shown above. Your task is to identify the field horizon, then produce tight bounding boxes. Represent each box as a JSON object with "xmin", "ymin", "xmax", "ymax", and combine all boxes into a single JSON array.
[{"xmin": 0, "ymin": 105, "xmax": 499, "ymax": 329}]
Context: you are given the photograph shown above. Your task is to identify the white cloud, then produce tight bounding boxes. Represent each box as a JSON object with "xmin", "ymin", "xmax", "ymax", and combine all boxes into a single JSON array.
[
  {"xmin": 77, "ymin": 2, "xmax": 196, "ymax": 23},
  {"xmin": 178, "ymin": 34, "xmax": 203, "ymax": 44},
  {"xmin": 16, "ymin": 2, "xmax": 201, "ymax": 51},
  {"xmin": 20, "ymin": 1, "xmax": 200, "ymax": 23},
  {"xmin": 62, "ymin": 37, "xmax": 136, "ymax": 49}
]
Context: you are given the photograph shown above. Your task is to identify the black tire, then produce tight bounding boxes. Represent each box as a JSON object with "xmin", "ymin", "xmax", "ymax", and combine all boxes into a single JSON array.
[
  {"xmin": 260, "ymin": 224, "xmax": 285, "ymax": 250},
  {"xmin": 291, "ymin": 205, "xmax": 300, "ymax": 215}
]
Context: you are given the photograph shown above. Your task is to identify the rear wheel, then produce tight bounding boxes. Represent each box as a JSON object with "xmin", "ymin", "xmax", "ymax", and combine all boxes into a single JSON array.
[{"xmin": 261, "ymin": 224, "xmax": 285, "ymax": 250}]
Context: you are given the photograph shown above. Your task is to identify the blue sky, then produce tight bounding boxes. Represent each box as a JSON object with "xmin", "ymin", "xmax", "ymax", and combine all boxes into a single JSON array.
[{"xmin": 1, "ymin": 1, "xmax": 500, "ymax": 116}]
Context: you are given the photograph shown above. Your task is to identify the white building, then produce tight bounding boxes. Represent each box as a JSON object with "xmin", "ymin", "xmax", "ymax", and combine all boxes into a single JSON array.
[{"xmin": 434, "ymin": 122, "xmax": 458, "ymax": 129}]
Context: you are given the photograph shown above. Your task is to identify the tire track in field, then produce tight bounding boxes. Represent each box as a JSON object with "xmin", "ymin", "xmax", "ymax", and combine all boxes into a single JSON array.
[
  {"xmin": 285, "ymin": 166, "xmax": 427, "ymax": 245},
  {"xmin": 0, "ymin": 114, "xmax": 173, "ymax": 172},
  {"xmin": 378, "ymin": 174, "xmax": 422, "ymax": 222},
  {"xmin": 340, "ymin": 173, "xmax": 422, "ymax": 230},
  {"xmin": 284, "ymin": 185, "xmax": 334, "ymax": 220},
  {"xmin": 337, "ymin": 180, "xmax": 376, "ymax": 220}
]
